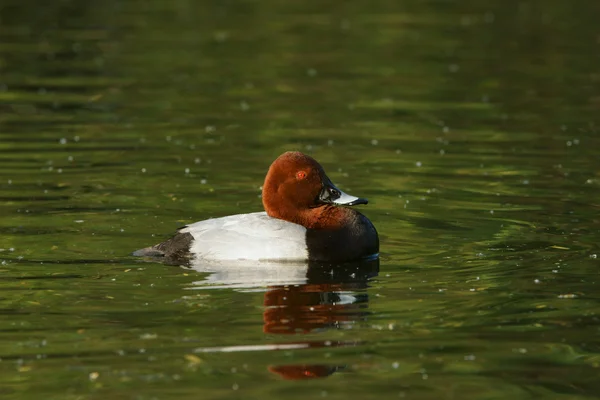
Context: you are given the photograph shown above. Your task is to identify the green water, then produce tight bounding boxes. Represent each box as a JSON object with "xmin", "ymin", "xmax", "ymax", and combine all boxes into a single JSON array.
[{"xmin": 2, "ymin": 0, "xmax": 600, "ymax": 398}]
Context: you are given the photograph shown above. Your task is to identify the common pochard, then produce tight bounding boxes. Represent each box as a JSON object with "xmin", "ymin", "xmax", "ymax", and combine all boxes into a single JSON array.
[{"xmin": 133, "ymin": 151, "xmax": 379, "ymax": 263}]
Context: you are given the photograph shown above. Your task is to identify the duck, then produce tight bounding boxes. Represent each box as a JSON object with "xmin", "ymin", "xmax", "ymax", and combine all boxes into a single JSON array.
[{"xmin": 132, "ymin": 151, "xmax": 378, "ymax": 263}]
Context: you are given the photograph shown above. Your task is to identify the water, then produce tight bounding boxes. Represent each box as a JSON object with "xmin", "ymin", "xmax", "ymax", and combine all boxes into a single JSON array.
[{"xmin": 1, "ymin": 0, "xmax": 600, "ymax": 398}]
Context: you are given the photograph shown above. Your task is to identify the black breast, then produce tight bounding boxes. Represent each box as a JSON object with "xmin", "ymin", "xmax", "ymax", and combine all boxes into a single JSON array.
[{"xmin": 306, "ymin": 211, "xmax": 379, "ymax": 262}]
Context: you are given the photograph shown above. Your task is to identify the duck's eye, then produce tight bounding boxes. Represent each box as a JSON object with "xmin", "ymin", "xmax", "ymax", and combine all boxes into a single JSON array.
[{"xmin": 296, "ymin": 171, "xmax": 307, "ymax": 180}]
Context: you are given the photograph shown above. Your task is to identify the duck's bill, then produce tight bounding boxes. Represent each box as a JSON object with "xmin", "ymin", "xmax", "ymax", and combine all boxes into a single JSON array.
[{"xmin": 318, "ymin": 177, "xmax": 368, "ymax": 206}]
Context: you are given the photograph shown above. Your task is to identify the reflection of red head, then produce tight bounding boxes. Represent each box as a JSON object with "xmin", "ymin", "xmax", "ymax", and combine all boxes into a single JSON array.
[
  {"xmin": 269, "ymin": 364, "xmax": 339, "ymax": 380},
  {"xmin": 263, "ymin": 284, "xmax": 363, "ymax": 334}
]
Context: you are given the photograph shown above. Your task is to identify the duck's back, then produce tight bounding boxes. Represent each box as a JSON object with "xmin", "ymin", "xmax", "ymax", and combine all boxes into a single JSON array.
[{"xmin": 136, "ymin": 212, "xmax": 309, "ymax": 262}]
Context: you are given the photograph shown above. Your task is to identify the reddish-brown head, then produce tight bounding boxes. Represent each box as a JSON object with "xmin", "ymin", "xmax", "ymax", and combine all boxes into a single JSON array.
[{"xmin": 262, "ymin": 151, "xmax": 367, "ymax": 228}]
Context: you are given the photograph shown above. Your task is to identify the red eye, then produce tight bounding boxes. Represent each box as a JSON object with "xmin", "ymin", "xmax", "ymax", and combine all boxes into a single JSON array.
[{"xmin": 296, "ymin": 171, "xmax": 307, "ymax": 180}]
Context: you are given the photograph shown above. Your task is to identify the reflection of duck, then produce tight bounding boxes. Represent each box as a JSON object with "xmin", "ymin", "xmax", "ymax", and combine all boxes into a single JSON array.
[
  {"xmin": 190, "ymin": 258, "xmax": 379, "ymax": 380},
  {"xmin": 269, "ymin": 364, "xmax": 343, "ymax": 380},
  {"xmin": 262, "ymin": 260, "xmax": 377, "ymax": 335}
]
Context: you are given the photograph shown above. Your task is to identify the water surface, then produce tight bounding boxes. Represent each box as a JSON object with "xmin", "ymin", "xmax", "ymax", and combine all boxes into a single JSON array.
[{"xmin": 1, "ymin": 0, "xmax": 600, "ymax": 398}]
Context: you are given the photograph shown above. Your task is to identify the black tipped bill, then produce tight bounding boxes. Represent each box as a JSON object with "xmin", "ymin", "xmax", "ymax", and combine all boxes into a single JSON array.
[{"xmin": 318, "ymin": 176, "xmax": 368, "ymax": 206}]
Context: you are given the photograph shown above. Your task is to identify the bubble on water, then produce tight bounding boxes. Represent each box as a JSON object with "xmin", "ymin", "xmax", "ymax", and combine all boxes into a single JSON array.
[
  {"xmin": 327, "ymin": 139, "xmax": 334, "ymax": 146},
  {"xmin": 415, "ymin": 161, "xmax": 422, "ymax": 167},
  {"xmin": 240, "ymin": 101, "xmax": 249, "ymax": 111},
  {"xmin": 396, "ymin": 149, "xmax": 402, "ymax": 154},
  {"xmin": 590, "ymin": 254, "xmax": 597, "ymax": 259},
  {"xmin": 307, "ymin": 68, "xmax": 317, "ymax": 77},
  {"xmin": 464, "ymin": 354, "xmax": 476, "ymax": 361},
  {"xmin": 7, "ymin": 180, "xmax": 11, "ymax": 185},
  {"xmin": 439, "ymin": 149, "xmax": 445, "ymax": 155},
  {"xmin": 443, "ymin": 126, "xmax": 450, "ymax": 133},
  {"xmin": 371, "ymin": 139, "xmax": 378, "ymax": 146},
  {"xmin": 57, "ymin": 168, "xmax": 62, "ymax": 173},
  {"xmin": 200, "ymin": 179, "xmax": 207, "ymax": 184},
  {"xmin": 141, "ymin": 168, "xmax": 147, "ymax": 173},
  {"xmin": 205, "ymin": 125, "xmax": 216, "ymax": 133},
  {"xmin": 59, "ymin": 138, "xmax": 67, "ymax": 145},
  {"xmin": 573, "ymin": 139, "xmax": 580, "ymax": 145},
  {"xmin": 522, "ymin": 179, "xmax": 529, "ymax": 185},
  {"xmin": 184, "ymin": 168, "xmax": 190, "ymax": 174},
  {"xmin": 392, "ymin": 362, "xmax": 399, "ymax": 369},
  {"xmin": 448, "ymin": 64, "xmax": 459, "ymax": 73},
  {"xmin": 194, "ymin": 158, "xmax": 201, "ymax": 164},
  {"xmin": 489, "ymin": 210, "xmax": 494, "ymax": 214},
  {"xmin": 38, "ymin": 87, "xmax": 47, "ymax": 95},
  {"xmin": 534, "ymin": 279, "xmax": 540, "ymax": 284},
  {"xmin": 232, "ymin": 383, "xmax": 239, "ymax": 391},
  {"xmin": 68, "ymin": 156, "xmax": 73, "ymax": 162},
  {"xmin": 567, "ymin": 140, "xmax": 572, "ymax": 146},
  {"xmin": 166, "ymin": 136, "xmax": 172, "ymax": 142},
  {"xmin": 484, "ymin": 12, "xmax": 495, "ymax": 23}
]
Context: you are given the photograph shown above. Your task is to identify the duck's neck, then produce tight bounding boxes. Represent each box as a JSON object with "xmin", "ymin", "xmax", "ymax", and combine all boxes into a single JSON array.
[{"xmin": 267, "ymin": 205, "xmax": 352, "ymax": 230}]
